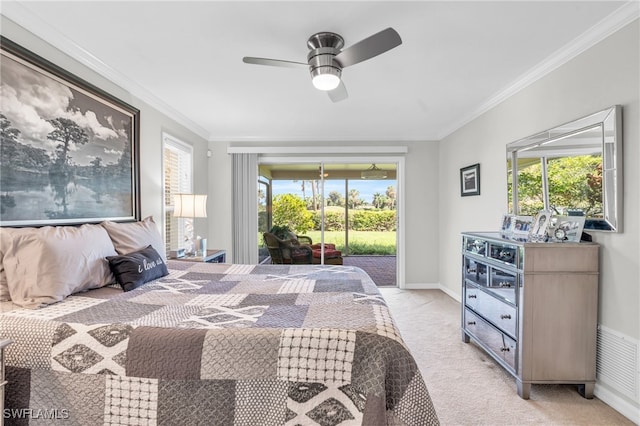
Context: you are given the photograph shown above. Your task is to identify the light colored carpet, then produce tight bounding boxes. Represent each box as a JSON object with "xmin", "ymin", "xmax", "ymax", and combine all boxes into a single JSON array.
[{"xmin": 379, "ymin": 288, "xmax": 633, "ymax": 426}]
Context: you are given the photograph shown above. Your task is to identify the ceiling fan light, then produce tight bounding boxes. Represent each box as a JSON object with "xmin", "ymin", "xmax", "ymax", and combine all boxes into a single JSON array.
[
  {"xmin": 312, "ymin": 73, "xmax": 340, "ymax": 91},
  {"xmin": 311, "ymin": 67, "xmax": 341, "ymax": 91}
]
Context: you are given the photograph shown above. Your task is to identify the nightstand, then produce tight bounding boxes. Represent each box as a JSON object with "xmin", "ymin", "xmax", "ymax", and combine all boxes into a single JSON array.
[
  {"xmin": 1, "ymin": 339, "xmax": 12, "ymax": 426},
  {"xmin": 173, "ymin": 249, "xmax": 226, "ymax": 263}
]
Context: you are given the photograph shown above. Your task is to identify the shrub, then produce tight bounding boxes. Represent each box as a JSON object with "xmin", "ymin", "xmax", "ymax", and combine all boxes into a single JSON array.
[
  {"xmin": 310, "ymin": 209, "xmax": 396, "ymax": 232},
  {"xmin": 312, "ymin": 211, "xmax": 344, "ymax": 231},
  {"xmin": 351, "ymin": 210, "xmax": 396, "ymax": 231},
  {"xmin": 272, "ymin": 194, "xmax": 314, "ymax": 234}
]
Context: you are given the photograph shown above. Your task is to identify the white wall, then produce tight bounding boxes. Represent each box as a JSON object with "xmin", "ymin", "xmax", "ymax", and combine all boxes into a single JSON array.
[
  {"xmin": 438, "ymin": 20, "xmax": 639, "ymax": 412},
  {"xmin": 1, "ymin": 17, "xmax": 210, "ymax": 238}
]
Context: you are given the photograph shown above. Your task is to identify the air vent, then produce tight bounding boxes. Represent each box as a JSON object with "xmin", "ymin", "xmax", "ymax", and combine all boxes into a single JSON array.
[{"xmin": 596, "ymin": 325, "xmax": 638, "ymax": 400}]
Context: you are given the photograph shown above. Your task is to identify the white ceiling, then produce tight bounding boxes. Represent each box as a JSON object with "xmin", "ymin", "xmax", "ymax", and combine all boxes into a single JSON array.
[{"xmin": 2, "ymin": 1, "xmax": 636, "ymax": 142}]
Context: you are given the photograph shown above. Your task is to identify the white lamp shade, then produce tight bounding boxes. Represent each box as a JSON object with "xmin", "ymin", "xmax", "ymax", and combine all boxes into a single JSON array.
[{"xmin": 174, "ymin": 194, "xmax": 207, "ymax": 218}]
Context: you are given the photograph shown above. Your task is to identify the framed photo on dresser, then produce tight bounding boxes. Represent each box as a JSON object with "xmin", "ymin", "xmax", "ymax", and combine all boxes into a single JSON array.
[
  {"xmin": 511, "ymin": 215, "xmax": 533, "ymax": 240},
  {"xmin": 550, "ymin": 215, "xmax": 586, "ymax": 242},
  {"xmin": 529, "ymin": 210, "xmax": 552, "ymax": 242}
]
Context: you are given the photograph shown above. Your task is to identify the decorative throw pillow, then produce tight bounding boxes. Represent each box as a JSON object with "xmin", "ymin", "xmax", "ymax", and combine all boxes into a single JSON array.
[
  {"xmin": 107, "ymin": 245, "xmax": 169, "ymax": 292},
  {"xmin": 101, "ymin": 216, "xmax": 167, "ymax": 262},
  {"xmin": 2, "ymin": 224, "xmax": 117, "ymax": 309}
]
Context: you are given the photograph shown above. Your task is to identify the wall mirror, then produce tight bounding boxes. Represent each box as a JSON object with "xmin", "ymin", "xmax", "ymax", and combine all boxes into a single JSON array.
[{"xmin": 507, "ymin": 105, "xmax": 622, "ymax": 232}]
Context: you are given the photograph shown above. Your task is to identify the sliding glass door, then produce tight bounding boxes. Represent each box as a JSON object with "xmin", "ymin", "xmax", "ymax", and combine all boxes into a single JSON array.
[{"xmin": 257, "ymin": 159, "xmax": 399, "ymax": 286}]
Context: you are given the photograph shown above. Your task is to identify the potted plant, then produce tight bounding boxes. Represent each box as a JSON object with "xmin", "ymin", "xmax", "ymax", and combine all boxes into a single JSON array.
[{"xmin": 269, "ymin": 225, "xmax": 292, "ymax": 240}]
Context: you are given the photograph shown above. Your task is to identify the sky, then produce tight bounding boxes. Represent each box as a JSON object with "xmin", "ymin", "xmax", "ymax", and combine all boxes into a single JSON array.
[{"xmin": 271, "ymin": 179, "xmax": 396, "ymax": 204}]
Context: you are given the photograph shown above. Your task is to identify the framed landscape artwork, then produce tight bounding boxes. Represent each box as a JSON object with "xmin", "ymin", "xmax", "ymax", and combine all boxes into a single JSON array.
[
  {"xmin": 0, "ymin": 37, "xmax": 140, "ymax": 227},
  {"xmin": 460, "ymin": 163, "xmax": 480, "ymax": 196}
]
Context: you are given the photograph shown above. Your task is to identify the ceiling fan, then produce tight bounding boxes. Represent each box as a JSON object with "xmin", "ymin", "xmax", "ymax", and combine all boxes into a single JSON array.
[{"xmin": 243, "ymin": 27, "xmax": 402, "ymax": 102}]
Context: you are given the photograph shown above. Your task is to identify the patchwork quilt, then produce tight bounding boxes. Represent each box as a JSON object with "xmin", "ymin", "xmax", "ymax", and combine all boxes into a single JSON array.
[{"xmin": 2, "ymin": 262, "xmax": 439, "ymax": 425}]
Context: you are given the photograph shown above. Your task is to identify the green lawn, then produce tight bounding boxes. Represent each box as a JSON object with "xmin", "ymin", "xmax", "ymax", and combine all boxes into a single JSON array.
[{"xmin": 302, "ymin": 230, "xmax": 396, "ymax": 255}]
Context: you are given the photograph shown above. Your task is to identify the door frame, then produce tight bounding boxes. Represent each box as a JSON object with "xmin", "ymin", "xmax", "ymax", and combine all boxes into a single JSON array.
[{"xmin": 259, "ymin": 155, "xmax": 405, "ymax": 288}]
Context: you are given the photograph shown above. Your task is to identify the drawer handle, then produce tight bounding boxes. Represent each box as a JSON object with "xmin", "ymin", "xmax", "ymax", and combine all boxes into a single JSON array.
[
  {"xmin": 500, "ymin": 314, "xmax": 512, "ymax": 320},
  {"xmin": 468, "ymin": 294, "xmax": 477, "ymax": 299},
  {"xmin": 500, "ymin": 347, "xmax": 510, "ymax": 352},
  {"xmin": 467, "ymin": 321, "xmax": 476, "ymax": 326}
]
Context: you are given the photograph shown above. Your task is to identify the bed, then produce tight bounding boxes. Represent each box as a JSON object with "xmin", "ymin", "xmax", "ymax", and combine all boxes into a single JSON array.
[{"xmin": 1, "ymin": 221, "xmax": 439, "ymax": 425}]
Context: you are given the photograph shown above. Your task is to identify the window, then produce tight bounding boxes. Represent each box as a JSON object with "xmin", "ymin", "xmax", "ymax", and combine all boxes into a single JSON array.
[{"xmin": 163, "ymin": 133, "xmax": 193, "ymax": 253}]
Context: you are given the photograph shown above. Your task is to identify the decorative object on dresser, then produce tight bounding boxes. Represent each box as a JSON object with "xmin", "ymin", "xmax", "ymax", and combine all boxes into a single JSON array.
[
  {"xmin": 510, "ymin": 215, "xmax": 533, "ymax": 241},
  {"xmin": 0, "ymin": 37, "xmax": 140, "ymax": 227},
  {"xmin": 549, "ymin": 215, "xmax": 586, "ymax": 242},
  {"xmin": 528, "ymin": 210, "xmax": 552, "ymax": 242},
  {"xmin": 460, "ymin": 163, "xmax": 480, "ymax": 196},
  {"xmin": 461, "ymin": 232, "xmax": 599, "ymax": 399},
  {"xmin": 499, "ymin": 214, "xmax": 514, "ymax": 237}
]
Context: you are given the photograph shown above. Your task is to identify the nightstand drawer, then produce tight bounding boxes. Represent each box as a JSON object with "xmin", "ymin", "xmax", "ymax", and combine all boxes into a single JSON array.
[{"xmin": 464, "ymin": 308, "xmax": 516, "ymax": 372}]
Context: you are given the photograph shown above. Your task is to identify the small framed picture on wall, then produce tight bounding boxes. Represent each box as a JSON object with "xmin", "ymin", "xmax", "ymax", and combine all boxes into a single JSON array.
[{"xmin": 460, "ymin": 163, "xmax": 480, "ymax": 196}]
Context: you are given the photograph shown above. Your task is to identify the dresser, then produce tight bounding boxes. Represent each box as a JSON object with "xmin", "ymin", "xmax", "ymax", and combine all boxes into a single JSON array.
[{"xmin": 461, "ymin": 232, "xmax": 599, "ymax": 399}]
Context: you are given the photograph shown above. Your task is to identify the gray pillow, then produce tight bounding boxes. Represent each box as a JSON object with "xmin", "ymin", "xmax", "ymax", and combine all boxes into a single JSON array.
[
  {"xmin": 101, "ymin": 216, "xmax": 166, "ymax": 262},
  {"xmin": 2, "ymin": 224, "xmax": 117, "ymax": 309}
]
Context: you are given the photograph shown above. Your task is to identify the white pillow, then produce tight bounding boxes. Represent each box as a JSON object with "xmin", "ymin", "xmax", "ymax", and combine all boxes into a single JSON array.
[
  {"xmin": 0, "ymin": 229, "xmax": 18, "ymax": 301},
  {"xmin": 101, "ymin": 216, "xmax": 166, "ymax": 262},
  {"xmin": 3, "ymin": 224, "xmax": 117, "ymax": 309},
  {"xmin": 0, "ymin": 227, "xmax": 39, "ymax": 301}
]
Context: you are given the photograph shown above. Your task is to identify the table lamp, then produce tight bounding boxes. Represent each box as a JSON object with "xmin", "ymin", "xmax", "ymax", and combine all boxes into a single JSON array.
[{"xmin": 173, "ymin": 194, "xmax": 207, "ymax": 256}]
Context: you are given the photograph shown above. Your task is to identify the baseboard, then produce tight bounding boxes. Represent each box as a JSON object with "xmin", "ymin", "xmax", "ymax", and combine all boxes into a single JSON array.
[
  {"xmin": 403, "ymin": 282, "xmax": 440, "ymax": 290},
  {"xmin": 437, "ymin": 284, "xmax": 461, "ymax": 303},
  {"xmin": 594, "ymin": 383, "xmax": 640, "ymax": 424},
  {"xmin": 403, "ymin": 283, "xmax": 462, "ymax": 303}
]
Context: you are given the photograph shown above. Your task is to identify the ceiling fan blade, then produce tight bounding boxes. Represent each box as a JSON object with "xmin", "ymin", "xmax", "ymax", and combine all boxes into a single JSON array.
[
  {"xmin": 328, "ymin": 80, "xmax": 348, "ymax": 103},
  {"xmin": 334, "ymin": 27, "xmax": 402, "ymax": 68},
  {"xmin": 243, "ymin": 57, "xmax": 307, "ymax": 68}
]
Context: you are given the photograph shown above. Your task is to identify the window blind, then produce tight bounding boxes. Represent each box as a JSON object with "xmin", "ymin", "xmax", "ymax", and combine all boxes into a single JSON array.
[{"xmin": 163, "ymin": 134, "xmax": 193, "ymax": 253}]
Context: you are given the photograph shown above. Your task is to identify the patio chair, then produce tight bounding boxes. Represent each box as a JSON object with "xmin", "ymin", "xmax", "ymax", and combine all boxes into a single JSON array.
[{"xmin": 262, "ymin": 232, "xmax": 313, "ymax": 264}]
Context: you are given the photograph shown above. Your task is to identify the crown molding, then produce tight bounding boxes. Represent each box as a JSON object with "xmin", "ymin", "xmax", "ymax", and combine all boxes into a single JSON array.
[
  {"xmin": 438, "ymin": 1, "xmax": 640, "ymax": 140},
  {"xmin": 1, "ymin": 2, "xmax": 210, "ymax": 140}
]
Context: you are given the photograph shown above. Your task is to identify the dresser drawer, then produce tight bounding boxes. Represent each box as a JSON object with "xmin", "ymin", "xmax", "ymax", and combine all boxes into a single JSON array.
[
  {"xmin": 464, "ymin": 283, "xmax": 517, "ymax": 338},
  {"xmin": 464, "ymin": 257, "xmax": 517, "ymax": 305},
  {"xmin": 464, "ymin": 308, "xmax": 517, "ymax": 372}
]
